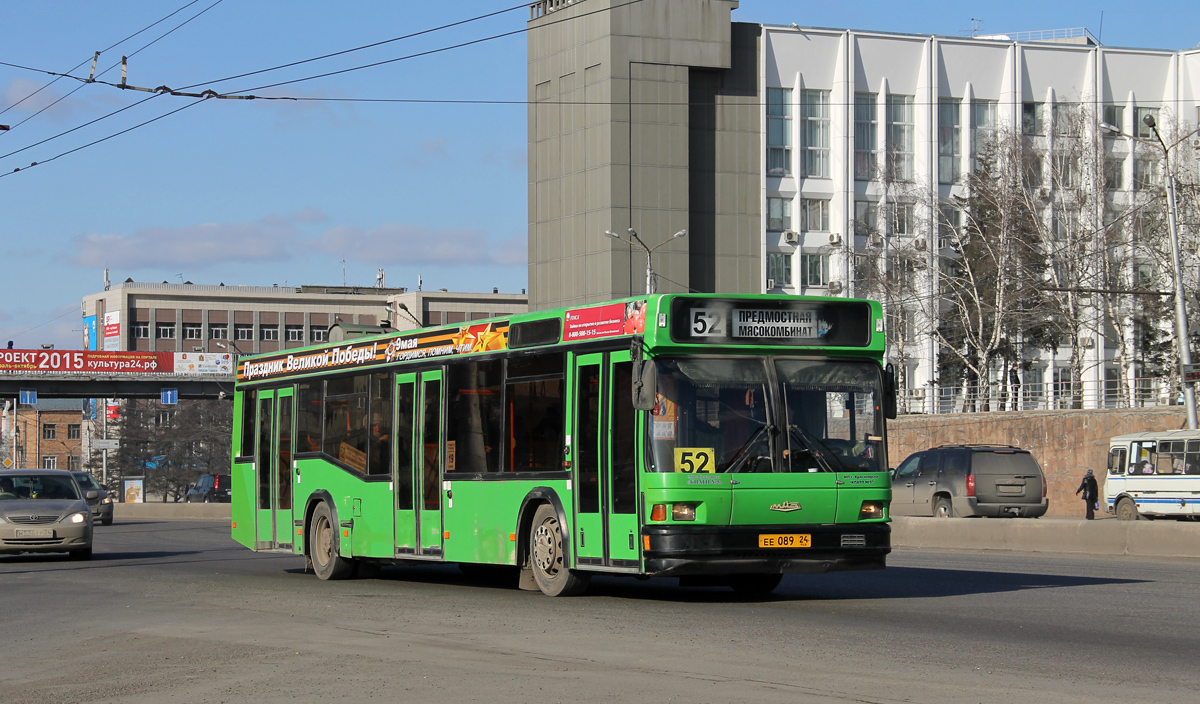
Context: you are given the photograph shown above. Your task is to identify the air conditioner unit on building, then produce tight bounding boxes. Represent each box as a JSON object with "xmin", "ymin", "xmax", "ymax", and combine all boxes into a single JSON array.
[
  {"xmin": 783, "ymin": 230, "xmax": 799, "ymax": 244},
  {"xmin": 868, "ymin": 233, "xmax": 884, "ymax": 247},
  {"xmin": 914, "ymin": 237, "xmax": 927, "ymax": 251},
  {"xmin": 1082, "ymin": 338, "xmax": 1095, "ymax": 348},
  {"xmin": 827, "ymin": 280, "xmax": 844, "ymax": 294},
  {"xmin": 766, "ymin": 278, "xmax": 776, "ymax": 291},
  {"xmin": 1037, "ymin": 187, "xmax": 1050, "ymax": 201},
  {"xmin": 828, "ymin": 232, "xmax": 842, "ymax": 245}
]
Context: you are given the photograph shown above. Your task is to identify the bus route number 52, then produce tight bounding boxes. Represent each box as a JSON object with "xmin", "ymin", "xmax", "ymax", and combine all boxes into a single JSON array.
[
  {"xmin": 690, "ymin": 309, "xmax": 724, "ymax": 337},
  {"xmin": 674, "ymin": 448, "xmax": 716, "ymax": 473}
]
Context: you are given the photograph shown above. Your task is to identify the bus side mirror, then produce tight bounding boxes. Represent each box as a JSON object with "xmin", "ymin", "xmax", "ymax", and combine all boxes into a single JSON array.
[
  {"xmin": 883, "ymin": 363, "xmax": 898, "ymax": 419},
  {"xmin": 631, "ymin": 336, "xmax": 657, "ymax": 411}
]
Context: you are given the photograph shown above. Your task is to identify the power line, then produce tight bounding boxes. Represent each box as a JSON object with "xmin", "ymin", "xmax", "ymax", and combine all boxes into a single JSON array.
[
  {"xmin": 0, "ymin": 97, "xmax": 208, "ymax": 179},
  {"xmin": 0, "ymin": 0, "xmax": 223, "ymax": 161},
  {"xmin": 0, "ymin": 0, "xmax": 646, "ymax": 179},
  {"xmin": 176, "ymin": 2, "xmax": 530, "ymax": 92},
  {"xmin": 0, "ymin": 0, "xmax": 216, "ymax": 127}
]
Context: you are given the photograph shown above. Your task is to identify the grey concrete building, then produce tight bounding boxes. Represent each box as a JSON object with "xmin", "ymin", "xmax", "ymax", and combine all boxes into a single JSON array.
[
  {"xmin": 82, "ymin": 282, "xmax": 527, "ymax": 355},
  {"xmin": 527, "ymin": 0, "xmax": 761, "ymax": 310}
]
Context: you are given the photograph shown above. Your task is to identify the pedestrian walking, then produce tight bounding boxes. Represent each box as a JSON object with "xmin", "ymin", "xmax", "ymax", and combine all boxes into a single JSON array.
[{"xmin": 1075, "ymin": 469, "xmax": 1099, "ymax": 520}]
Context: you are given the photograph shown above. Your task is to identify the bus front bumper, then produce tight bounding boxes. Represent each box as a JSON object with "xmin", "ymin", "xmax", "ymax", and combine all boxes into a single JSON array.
[{"xmin": 642, "ymin": 523, "xmax": 890, "ymax": 577}]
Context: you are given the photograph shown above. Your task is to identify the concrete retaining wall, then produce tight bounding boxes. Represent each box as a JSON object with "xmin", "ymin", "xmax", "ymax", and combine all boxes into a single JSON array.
[
  {"xmin": 888, "ymin": 407, "xmax": 1188, "ymax": 518},
  {"xmin": 891, "ymin": 516, "xmax": 1199, "ymax": 560}
]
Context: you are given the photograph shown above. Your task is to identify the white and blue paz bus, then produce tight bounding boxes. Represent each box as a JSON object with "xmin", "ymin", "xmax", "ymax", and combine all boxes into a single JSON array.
[{"xmin": 1105, "ymin": 430, "xmax": 1200, "ymax": 520}]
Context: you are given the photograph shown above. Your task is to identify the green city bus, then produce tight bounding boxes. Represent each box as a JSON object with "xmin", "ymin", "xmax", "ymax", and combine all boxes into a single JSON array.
[{"xmin": 230, "ymin": 294, "xmax": 896, "ymax": 596}]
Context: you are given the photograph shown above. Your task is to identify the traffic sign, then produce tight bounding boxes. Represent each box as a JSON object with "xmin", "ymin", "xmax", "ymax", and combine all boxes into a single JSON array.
[
  {"xmin": 18, "ymin": 388, "xmax": 36, "ymax": 405},
  {"xmin": 2, "ymin": 458, "xmax": 11, "ymax": 468},
  {"xmin": 93, "ymin": 438, "xmax": 119, "ymax": 450},
  {"xmin": 161, "ymin": 388, "xmax": 178, "ymax": 405},
  {"xmin": 1185, "ymin": 364, "xmax": 1200, "ymax": 383}
]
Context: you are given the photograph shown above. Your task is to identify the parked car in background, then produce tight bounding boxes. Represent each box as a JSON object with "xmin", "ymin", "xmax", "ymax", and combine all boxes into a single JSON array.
[
  {"xmin": 72, "ymin": 471, "xmax": 114, "ymax": 526},
  {"xmin": 0, "ymin": 469, "xmax": 94, "ymax": 560},
  {"xmin": 890, "ymin": 445, "xmax": 1048, "ymax": 518},
  {"xmin": 185, "ymin": 474, "xmax": 231, "ymax": 503}
]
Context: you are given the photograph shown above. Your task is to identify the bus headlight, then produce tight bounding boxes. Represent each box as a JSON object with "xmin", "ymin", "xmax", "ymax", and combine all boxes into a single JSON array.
[
  {"xmin": 859, "ymin": 501, "xmax": 886, "ymax": 520},
  {"xmin": 671, "ymin": 503, "xmax": 697, "ymax": 521}
]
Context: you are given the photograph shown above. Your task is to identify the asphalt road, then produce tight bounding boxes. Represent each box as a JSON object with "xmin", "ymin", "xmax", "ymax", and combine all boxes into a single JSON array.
[{"xmin": 1, "ymin": 520, "xmax": 1195, "ymax": 704}]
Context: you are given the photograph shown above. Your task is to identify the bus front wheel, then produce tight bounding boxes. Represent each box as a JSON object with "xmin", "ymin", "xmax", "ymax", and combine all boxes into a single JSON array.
[
  {"xmin": 529, "ymin": 504, "xmax": 589, "ymax": 596},
  {"xmin": 310, "ymin": 502, "xmax": 354, "ymax": 580},
  {"xmin": 1115, "ymin": 497, "xmax": 1140, "ymax": 521}
]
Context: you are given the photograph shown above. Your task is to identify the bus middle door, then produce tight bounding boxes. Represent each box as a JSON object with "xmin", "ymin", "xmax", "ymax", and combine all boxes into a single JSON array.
[{"xmin": 571, "ymin": 352, "xmax": 640, "ymax": 568}]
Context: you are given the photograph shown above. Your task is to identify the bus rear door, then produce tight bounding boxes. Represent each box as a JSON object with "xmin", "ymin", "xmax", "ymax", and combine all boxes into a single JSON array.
[{"xmin": 254, "ymin": 387, "xmax": 295, "ymax": 550}]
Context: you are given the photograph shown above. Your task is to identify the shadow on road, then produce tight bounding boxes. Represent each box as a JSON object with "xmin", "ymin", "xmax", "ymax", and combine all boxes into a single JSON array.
[{"xmin": 288, "ymin": 561, "xmax": 1151, "ymax": 603}]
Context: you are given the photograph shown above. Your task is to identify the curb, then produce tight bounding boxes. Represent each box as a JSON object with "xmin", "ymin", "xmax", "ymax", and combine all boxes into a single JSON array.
[{"xmin": 891, "ymin": 516, "xmax": 1199, "ymax": 559}]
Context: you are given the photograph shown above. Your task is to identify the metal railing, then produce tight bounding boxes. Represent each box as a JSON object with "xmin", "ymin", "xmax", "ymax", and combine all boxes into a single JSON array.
[
  {"xmin": 897, "ymin": 376, "xmax": 1187, "ymax": 415},
  {"xmin": 530, "ymin": 0, "xmax": 583, "ymax": 20}
]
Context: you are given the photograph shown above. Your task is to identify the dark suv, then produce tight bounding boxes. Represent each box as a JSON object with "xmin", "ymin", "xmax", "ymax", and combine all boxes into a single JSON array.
[
  {"xmin": 890, "ymin": 445, "xmax": 1048, "ymax": 518},
  {"xmin": 184, "ymin": 474, "xmax": 231, "ymax": 503}
]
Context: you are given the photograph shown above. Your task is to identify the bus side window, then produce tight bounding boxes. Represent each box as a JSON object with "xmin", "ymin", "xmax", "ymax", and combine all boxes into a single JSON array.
[{"xmin": 1187, "ymin": 441, "xmax": 1200, "ymax": 475}]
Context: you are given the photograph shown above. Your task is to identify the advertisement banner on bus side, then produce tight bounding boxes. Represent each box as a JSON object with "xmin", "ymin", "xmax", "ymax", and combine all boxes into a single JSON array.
[
  {"xmin": 563, "ymin": 300, "xmax": 646, "ymax": 341},
  {"xmin": 237, "ymin": 321, "xmax": 509, "ymax": 382}
]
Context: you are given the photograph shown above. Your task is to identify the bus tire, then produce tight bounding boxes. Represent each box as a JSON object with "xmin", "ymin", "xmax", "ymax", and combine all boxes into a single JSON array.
[
  {"xmin": 933, "ymin": 497, "xmax": 954, "ymax": 518},
  {"xmin": 529, "ymin": 504, "xmax": 589, "ymax": 596},
  {"xmin": 1115, "ymin": 497, "xmax": 1140, "ymax": 521},
  {"xmin": 310, "ymin": 502, "xmax": 354, "ymax": 580},
  {"xmin": 729, "ymin": 573, "xmax": 782, "ymax": 595}
]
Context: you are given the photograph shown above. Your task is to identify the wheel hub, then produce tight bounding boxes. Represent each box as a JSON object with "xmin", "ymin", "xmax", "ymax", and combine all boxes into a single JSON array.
[{"xmin": 532, "ymin": 520, "xmax": 558, "ymax": 574}]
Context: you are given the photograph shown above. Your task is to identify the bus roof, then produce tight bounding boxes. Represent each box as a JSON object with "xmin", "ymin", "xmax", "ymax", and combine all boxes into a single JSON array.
[
  {"xmin": 235, "ymin": 293, "xmax": 885, "ymax": 387},
  {"xmin": 1109, "ymin": 429, "xmax": 1200, "ymax": 443}
]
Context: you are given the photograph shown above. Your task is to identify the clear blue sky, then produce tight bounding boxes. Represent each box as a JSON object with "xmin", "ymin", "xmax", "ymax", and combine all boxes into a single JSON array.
[{"xmin": 1, "ymin": 0, "xmax": 1196, "ymax": 349}]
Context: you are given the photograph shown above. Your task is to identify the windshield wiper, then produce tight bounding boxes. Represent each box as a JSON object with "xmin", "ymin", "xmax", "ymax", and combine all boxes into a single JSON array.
[
  {"xmin": 725, "ymin": 423, "xmax": 776, "ymax": 473},
  {"xmin": 788, "ymin": 424, "xmax": 845, "ymax": 472}
]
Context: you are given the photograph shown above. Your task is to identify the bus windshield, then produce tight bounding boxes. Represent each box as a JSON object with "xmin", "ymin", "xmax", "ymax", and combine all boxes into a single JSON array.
[{"xmin": 647, "ymin": 357, "xmax": 884, "ymax": 474}]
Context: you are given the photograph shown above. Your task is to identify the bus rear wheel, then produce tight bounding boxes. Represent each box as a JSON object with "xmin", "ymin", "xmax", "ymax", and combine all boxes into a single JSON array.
[
  {"xmin": 529, "ymin": 504, "xmax": 589, "ymax": 596},
  {"xmin": 310, "ymin": 502, "xmax": 354, "ymax": 580},
  {"xmin": 1115, "ymin": 497, "xmax": 1140, "ymax": 521}
]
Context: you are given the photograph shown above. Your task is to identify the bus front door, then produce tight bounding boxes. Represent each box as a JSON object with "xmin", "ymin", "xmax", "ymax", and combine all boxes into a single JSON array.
[
  {"xmin": 254, "ymin": 387, "xmax": 295, "ymax": 550},
  {"xmin": 572, "ymin": 352, "xmax": 640, "ymax": 568},
  {"xmin": 394, "ymin": 371, "xmax": 444, "ymax": 559}
]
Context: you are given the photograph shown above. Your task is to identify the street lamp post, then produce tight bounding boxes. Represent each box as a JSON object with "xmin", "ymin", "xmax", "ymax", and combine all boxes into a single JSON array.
[
  {"xmin": 1102, "ymin": 115, "xmax": 1200, "ymax": 429},
  {"xmin": 605, "ymin": 227, "xmax": 687, "ymax": 294}
]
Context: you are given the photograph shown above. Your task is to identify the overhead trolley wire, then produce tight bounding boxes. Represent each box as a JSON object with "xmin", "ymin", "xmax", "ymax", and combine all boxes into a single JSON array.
[
  {"xmin": 0, "ymin": 0, "xmax": 645, "ymax": 179},
  {"xmin": 0, "ymin": 0, "xmax": 218, "ymax": 131}
]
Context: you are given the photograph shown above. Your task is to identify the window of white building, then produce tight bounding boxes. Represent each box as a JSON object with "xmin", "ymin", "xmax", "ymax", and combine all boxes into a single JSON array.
[
  {"xmin": 938, "ymin": 98, "xmax": 961, "ymax": 184},
  {"xmin": 970, "ymin": 100, "xmax": 996, "ymax": 172},
  {"xmin": 854, "ymin": 201, "xmax": 878, "ymax": 237},
  {"xmin": 892, "ymin": 203, "xmax": 915, "ymax": 236},
  {"xmin": 1134, "ymin": 159, "xmax": 1161, "ymax": 190},
  {"xmin": 766, "ymin": 196, "xmax": 791, "ymax": 232},
  {"xmin": 767, "ymin": 88, "xmax": 792, "ymax": 176},
  {"xmin": 854, "ymin": 92, "xmax": 877, "ymax": 180},
  {"xmin": 766, "ymin": 252, "xmax": 793, "ymax": 288},
  {"xmin": 801, "ymin": 89, "xmax": 830, "ymax": 178},
  {"xmin": 1102, "ymin": 105, "xmax": 1124, "ymax": 134},
  {"xmin": 801, "ymin": 198, "xmax": 829, "ymax": 232},
  {"xmin": 1022, "ymin": 102, "xmax": 1045, "ymax": 136},
  {"xmin": 1104, "ymin": 157, "xmax": 1125, "ymax": 190},
  {"xmin": 800, "ymin": 252, "xmax": 829, "ymax": 288},
  {"xmin": 1135, "ymin": 107, "xmax": 1159, "ymax": 140},
  {"xmin": 886, "ymin": 95, "xmax": 914, "ymax": 180}
]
